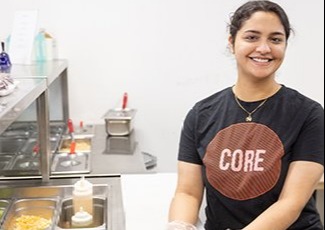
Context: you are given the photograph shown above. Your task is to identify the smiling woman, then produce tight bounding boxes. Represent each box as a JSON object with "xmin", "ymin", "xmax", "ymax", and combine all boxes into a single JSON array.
[{"xmin": 167, "ymin": 1, "xmax": 324, "ymax": 230}]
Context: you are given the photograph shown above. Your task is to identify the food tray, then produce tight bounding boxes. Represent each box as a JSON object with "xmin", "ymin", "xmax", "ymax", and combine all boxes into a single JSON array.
[
  {"xmin": 0, "ymin": 122, "xmax": 35, "ymax": 139},
  {"xmin": 0, "ymin": 199, "xmax": 11, "ymax": 225},
  {"xmin": 1, "ymin": 122, "xmax": 36, "ymax": 132},
  {"xmin": 0, "ymin": 137, "xmax": 27, "ymax": 154},
  {"xmin": 0, "ymin": 154, "xmax": 15, "ymax": 170},
  {"xmin": 30, "ymin": 123, "xmax": 65, "ymax": 139},
  {"xmin": 1, "ymin": 197, "xmax": 58, "ymax": 230},
  {"xmin": 51, "ymin": 152, "xmax": 91, "ymax": 174},
  {"xmin": 0, "ymin": 129, "xmax": 31, "ymax": 138},
  {"xmin": 11, "ymin": 154, "xmax": 40, "ymax": 171},
  {"xmin": 20, "ymin": 137, "xmax": 60, "ymax": 155},
  {"xmin": 65, "ymin": 124, "xmax": 96, "ymax": 136},
  {"xmin": 103, "ymin": 108, "xmax": 136, "ymax": 136},
  {"xmin": 58, "ymin": 135, "xmax": 92, "ymax": 153}
]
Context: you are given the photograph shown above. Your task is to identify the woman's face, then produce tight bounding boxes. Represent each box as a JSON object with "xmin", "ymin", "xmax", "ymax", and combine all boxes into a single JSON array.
[{"xmin": 230, "ymin": 11, "xmax": 287, "ymax": 81}]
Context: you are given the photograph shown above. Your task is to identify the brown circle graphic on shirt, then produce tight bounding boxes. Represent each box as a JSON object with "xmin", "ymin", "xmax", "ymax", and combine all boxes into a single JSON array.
[{"xmin": 203, "ymin": 122, "xmax": 284, "ymax": 200}]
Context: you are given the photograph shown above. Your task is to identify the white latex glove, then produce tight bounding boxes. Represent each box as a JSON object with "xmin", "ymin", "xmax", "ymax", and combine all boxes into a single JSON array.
[{"xmin": 166, "ymin": 220, "xmax": 197, "ymax": 230}]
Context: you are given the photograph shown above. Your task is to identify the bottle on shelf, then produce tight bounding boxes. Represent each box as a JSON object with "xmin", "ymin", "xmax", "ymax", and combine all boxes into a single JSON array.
[
  {"xmin": 0, "ymin": 41, "xmax": 11, "ymax": 73},
  {"xmin": 34, "ymin": 29, "xmax": 47, "ymax": 62}
]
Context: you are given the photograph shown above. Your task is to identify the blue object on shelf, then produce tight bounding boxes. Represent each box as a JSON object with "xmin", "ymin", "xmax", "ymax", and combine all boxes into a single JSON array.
[{"xmin": 0, "ymin": 41, "xmax": 11, "ymax": 73}]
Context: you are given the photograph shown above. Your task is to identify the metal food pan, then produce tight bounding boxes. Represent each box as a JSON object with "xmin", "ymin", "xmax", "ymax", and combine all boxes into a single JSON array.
[
  {"xmin": 0, "ymin": 138, "xmax": 27, "ymax": 154},
  {"xmin": 58, "ymin": 135, "xmax": 92, "ymax": 153},
  {"xmin": 10, "ymin": 198, "xmax": 58, "ymax": 209},
  {"xmin": 30, "ymin": 123, "xmax": 65, "ymax": 139},
  {"xmin": 65, "ymin": 124, "xmax": 96, "ymax": 136},
  {"xmin": 19, "ymin": 137, "xmax": 60, "ymax": 155},
  {"xmin": 51, "ymin": 152, "xmax": 91, "ymax": 174},
  {"xmin": 2, "ymin": 122, "xmax": 36, "ymax": 132},
  {"xmin": 1, "ymin": 198, "xmax": 58, "ymax": 230},
  {"xmin": 105, "ymin": 119, "xmax": 133, "ymax": 136},
  {"xmin": 0, "ymin": 154, "xmax": 41, "ymax": 176},
  {"xmin": 0, "ymin": 129, "xmax": 31, "ymax": 138},
  {"xmin": 0, "ymin": 154, "xmax": 15, "ymax": 170},
  {"xmin": 56, "ymin": 197, "xmax": 106, "ymax": 229},
  {"xmin": 49, "ymin": 123, "xmax": 65, "ymax": 136},
  {"xmin": 103, "ymin": 108, "xmax": 136, "ymax": 136},
  {"xmin": 0, "ymin": 122, "xmax": 35, "ymax": 139},
  {"xmin": 0, "ymin": 199, "xmax": 11, "ymax": 225},
  {"xmin": 11, "ymin": 154, "xmax": 40, "ymax": 171}
]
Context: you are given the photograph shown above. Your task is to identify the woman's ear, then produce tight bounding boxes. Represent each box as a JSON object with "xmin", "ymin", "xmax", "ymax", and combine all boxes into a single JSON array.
[{"xmin": 228, "ymin": 35, "xmax": 234, "ymax": 54}]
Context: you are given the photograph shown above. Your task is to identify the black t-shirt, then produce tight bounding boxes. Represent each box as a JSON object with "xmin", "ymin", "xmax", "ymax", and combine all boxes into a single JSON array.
[{"xmin": 178, "ymin": 85, "xmax": 324, "ymax": 230}]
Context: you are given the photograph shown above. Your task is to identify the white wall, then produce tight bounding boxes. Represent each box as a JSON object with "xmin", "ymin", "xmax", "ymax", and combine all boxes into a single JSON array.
[{"xmin": 0, "ymin": 0, "xmax": 324, "ymax": 172}]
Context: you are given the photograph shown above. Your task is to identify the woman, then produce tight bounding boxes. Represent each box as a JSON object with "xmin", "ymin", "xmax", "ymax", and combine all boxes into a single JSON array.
[{"xmin": 167, "ymin": 1, "xmax": 324, "ymax": 230}]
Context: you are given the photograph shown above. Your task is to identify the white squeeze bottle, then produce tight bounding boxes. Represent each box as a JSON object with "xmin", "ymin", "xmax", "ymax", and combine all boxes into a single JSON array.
[
  {"xmin": 72, "ymin": 207, "xmax": 93, "ymax": 227},
  {"xmin": 73, "ymin": 176, "xmax": 93, "ymax": 215}
]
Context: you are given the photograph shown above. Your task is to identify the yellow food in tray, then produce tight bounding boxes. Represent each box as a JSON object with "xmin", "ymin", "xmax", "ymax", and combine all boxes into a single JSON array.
[
  {"xmin": 59, "ymin": 138, "xmax": 91, "ymax": 152},
  {"xmin": 13, "ymin": 215, "xmax": 51, "ymax": 230}
]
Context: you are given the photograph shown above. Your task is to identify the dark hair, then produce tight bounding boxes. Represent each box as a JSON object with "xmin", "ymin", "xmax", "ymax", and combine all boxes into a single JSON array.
[{"xmin": 229, "ymin": 0, "xmax": 291, "ymax": 44}]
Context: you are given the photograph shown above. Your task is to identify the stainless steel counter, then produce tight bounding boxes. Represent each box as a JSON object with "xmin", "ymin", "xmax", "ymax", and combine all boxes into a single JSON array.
[
  {"xmin": 50, "ymin": 125, "xmax": 154, "ymax": 178},
  {"xmin": 90, "ymin": 125, "xmax": 150, "ymax": 175}
]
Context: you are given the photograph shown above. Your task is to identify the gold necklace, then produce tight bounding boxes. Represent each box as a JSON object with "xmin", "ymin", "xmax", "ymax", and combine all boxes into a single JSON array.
[{"xmin": 234, "ymin": 96, "xmax": 268, "ymax": 122}]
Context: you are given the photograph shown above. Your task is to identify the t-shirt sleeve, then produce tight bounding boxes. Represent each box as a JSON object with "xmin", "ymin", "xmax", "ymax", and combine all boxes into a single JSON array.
[
  {"xmin": 292, "ymin": 103, "xmax": 324, "ymax": 166},
  {"xmin": 178, "ymin": 107, "xmax": 203, "ymax": 165}
]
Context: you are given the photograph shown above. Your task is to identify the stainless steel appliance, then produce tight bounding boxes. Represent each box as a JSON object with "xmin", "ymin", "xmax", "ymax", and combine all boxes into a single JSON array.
[{"xmin": 0, "ymin": 60, "xmax": 125, "ymax": 230}]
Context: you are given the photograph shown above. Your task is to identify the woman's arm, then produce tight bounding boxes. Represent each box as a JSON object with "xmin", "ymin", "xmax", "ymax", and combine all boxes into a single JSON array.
[
  {"xmin": 168, "ymin": 161, "xmax": 204, "ymax": 225},
  {"xmin": 243, "ymin": 161, "xmax": 324, "ymax": 230}
]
